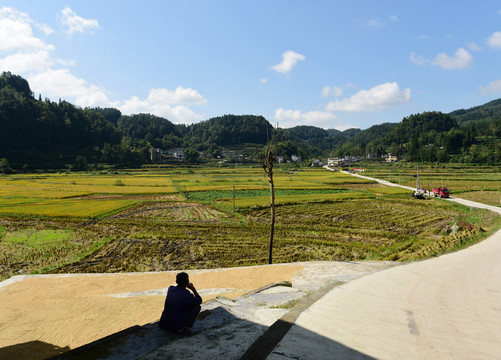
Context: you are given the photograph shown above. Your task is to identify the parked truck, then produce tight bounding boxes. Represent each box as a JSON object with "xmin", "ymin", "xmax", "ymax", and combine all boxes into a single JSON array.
[{"xmin": 432, "ymin": 187, "xmax": 450, "ymax": 198}]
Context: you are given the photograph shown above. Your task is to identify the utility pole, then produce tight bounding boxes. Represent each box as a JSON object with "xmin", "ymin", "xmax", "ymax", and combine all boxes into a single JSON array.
[
  {"xmin": 232, "ymin": 184, "xmax": 235, "ymax": 212},
  {"xmin": 416, "ymin": 164, "xmax": 420, "ymax": 188}
]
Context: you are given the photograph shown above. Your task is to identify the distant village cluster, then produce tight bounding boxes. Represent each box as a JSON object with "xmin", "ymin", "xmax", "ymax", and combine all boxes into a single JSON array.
[
  {"xmin": 326, "ymin": 153, "xmax": 398, "ymax": 167},
  {"xmin": 150, "ymin": 148, "xmax": 186, "ymax": 162},
  {"xmin": 150, "ymin": 147, "xmax": 304, "ymax": 163},
  {"xmin": 150, "ymin": 147, "xmax": 399, "ymax": 167}
]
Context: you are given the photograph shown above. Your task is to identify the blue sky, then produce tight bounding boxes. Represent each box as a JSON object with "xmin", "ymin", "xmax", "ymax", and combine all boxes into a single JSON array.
[{"xmin": 1, "ymin": 1, "xmax": 501, "ymax": 130}]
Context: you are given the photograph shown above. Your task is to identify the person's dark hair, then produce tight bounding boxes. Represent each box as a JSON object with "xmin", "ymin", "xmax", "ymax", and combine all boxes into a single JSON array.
[{"xmin": 176, "ymin": 272, "xmax": 189, "ymax": 287}]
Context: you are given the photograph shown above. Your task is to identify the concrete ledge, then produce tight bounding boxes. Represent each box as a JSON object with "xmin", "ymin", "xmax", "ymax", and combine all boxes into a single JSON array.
[{"xmin": 240, "ymin": 281, "xmax": 344, "ymax": 360}]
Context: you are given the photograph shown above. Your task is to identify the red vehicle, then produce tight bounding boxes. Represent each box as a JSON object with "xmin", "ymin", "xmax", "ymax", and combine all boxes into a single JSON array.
[{"xmin": 432, "ymin": 187, "xmax": 450, "ymax": 198}]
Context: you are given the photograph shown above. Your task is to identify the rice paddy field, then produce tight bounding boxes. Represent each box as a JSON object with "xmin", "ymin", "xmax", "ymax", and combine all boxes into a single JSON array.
[{"xmin": 0, "ymin": 164, "xmax": 499, "ymax": 280}]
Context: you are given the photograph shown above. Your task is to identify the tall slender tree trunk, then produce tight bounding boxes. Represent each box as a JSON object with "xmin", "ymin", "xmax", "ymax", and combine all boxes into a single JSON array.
[
  {"xmin": 268, "ymin": 170, "xmax": 275, "ymax": 264},
  {"xmin": 261, "ymin": 123, "xmax": 278, "ymax": 265}
]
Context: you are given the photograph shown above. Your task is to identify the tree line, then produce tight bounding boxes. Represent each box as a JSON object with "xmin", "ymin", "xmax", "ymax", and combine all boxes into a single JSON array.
[
  {"xmin": 0, "ymin": 72, "xmax": 499, "ymax": 172},
  {"xmin": 334, "ymin": 110, "xmax": 500, "ymax": 164}
]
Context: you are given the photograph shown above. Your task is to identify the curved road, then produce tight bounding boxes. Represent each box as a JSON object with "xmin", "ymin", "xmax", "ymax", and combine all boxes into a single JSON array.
[{"xmin": 269, "ymin": 172, "xmax": 501, "ymax": 359}]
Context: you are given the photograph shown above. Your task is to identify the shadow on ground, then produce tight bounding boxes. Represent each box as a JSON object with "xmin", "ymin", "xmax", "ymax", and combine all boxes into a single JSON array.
[
  {"xmin": 2, "ymin": 268, "xmax": 397, "ymax": 360},
  {"xmin": 0, "ymin": 340, "xmax": 69, "ymax": 360},
  {"xmin": 9, "ymin": 302, "xmax": 377, "ymax": 360}
]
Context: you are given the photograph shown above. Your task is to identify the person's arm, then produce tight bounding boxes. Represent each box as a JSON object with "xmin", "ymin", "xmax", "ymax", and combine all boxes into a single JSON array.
[{"xmin": 186, "ymin": 283, "xmax": 202, "ymax": 303}]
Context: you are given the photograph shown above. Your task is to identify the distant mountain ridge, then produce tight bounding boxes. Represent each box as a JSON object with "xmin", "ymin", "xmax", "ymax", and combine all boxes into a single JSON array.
[{"xmin": 0, "ymin": 72, "xmax": 499, "ymax": 170}]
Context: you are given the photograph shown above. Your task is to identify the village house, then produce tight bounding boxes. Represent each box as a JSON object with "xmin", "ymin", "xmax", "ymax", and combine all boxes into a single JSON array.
[
  {"xmin": 311, "ymin": 159, "xmax": 323, "ymax": 167},
  {"xmin": 221, "ymin": 150, "xmax": 236, "ymax": 159},
  {"xmin": 327, "ymin": 158, "xmax": 343, "ymax": 167},
  {"xmin": 173, "ymin": 148, "xmax": 185, "ymax": 160},
  {"xmin": 150, "ymin": 147, "xmax": 185, "ymax": 162},
  {"xmin": 384, "ymin": 154, "xmax": 398, "ymax": 162}
]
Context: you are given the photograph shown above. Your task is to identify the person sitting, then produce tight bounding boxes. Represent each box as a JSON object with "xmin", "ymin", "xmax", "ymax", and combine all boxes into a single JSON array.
[{"xmin": 159, "ymin": 272, "xmax": 202, "ymax": 335}]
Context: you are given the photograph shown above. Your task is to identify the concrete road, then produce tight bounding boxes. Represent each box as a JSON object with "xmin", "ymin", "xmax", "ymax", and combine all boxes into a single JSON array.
[
  {"xmin": 269, "ymin": 172, "xmax": 501, "ymax": 359},
  {"xmin": 344, "ymin": 169, "xmax": 501, "ymax": 215}
]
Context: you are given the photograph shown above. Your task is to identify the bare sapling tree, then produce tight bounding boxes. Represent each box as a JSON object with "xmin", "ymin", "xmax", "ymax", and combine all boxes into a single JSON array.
[{"xmin": 261, "ymin": 124, "xmax": 278, "ymax": 264}]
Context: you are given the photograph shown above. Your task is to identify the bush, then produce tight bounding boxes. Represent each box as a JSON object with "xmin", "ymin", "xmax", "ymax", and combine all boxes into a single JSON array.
[{"xmin": 0, "ymin": 158, "xmax": 13, "ymax": 174}]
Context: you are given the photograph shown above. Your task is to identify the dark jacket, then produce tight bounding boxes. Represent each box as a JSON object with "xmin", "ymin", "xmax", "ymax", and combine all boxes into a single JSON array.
[{"xmin": 159, "ymin": 285, "xmax": 202, "ymax": 331}]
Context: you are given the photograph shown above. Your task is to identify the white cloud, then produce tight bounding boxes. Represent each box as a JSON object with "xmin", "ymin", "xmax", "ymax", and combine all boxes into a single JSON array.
[
  {"xmin": 332, "ymin": 122, "xmax": 357, "ymax": 131},
  {"xmin": 36, "ymin": 23, "xmax": 53, "ymax": 35},
  {"xmin": 1, "ymin": 5, "xmax": 204, "ymax": 124},
  {"xmin": 29, "ymin": 69, "xmax": 114, "ymax": 107},
  {"xmin": 270, "ymin": 50, "xmax": 305, "ymax": 74},
  {"xmin": 366, "ymin": 16, "xmax": 397, "ymax": 28},
  {"xmin": 167, "ymin": 105, "xmax": 204, "ymax": 124},
  {"xmin": 486, "ymin": 31, "xmax": 501, "ymax": 49},
  {"xmin": 326, "ymin": 82, "xmax": 411, "ymax": 112},
  {"xmin": 147, "ymin": 87, "xmax": 207, "ymax": 106},
  {"xmin": 465, "ymin": 42, "xmax": 482, "ymax": 52},
  {"xmin": 260, "ymin": 78, "xmax": 268, "ymax": 84},
  {"xmin": 480, "ymin": 79, "xmax": 501, "ymax": 95},
  {"xmin": 0, "ymin": 50, "xmax": 53, "ymax": 73},
  {"xmin": 410, "ymin": 52, "xmax": 425, "ymax": 65},
  {"xmin": 430, "ymin": 47, "xmax": 473, "ymax": 70},
  {"xmin": 321, "ymin": 85, "xmax": 343, "ymax": 98},
  {"xmin": 274, "ymin": 108, "xmax": 338, "ymax": 128},
  {"xmin": 0, "ymin": 6, "xmax": 100, "ymax": 103},
  {"xmin": 0, "ymin": 7, "xmax": 54, "ymax": 52},
  {"xmin": 55, "ymin": 58, "xmax": 77, "ymax": 67},
  {"xmin": 0, "ymin": 7, "xmax": 57, "ymax": 76},
  {"xmin": 27, "ymin": 66, "xmax": 206, "ymax": 124},
  {"xmin": 59, "ymin": 7, "xmax": 99, "ymax": 35},
  {"xmin": 411, "ymin": 47, "xmax": 473, "ymax": 70},
  {"xmin": 367, "ymin": 18, "xmax": 386, "ymax": 28},
  {"xmin": 418, "ymin": 34, "xmax": 430, "ymax": 39},
  {"xmin": 119, "ymin": 87, "xmax": 207, "ymax": 124}
]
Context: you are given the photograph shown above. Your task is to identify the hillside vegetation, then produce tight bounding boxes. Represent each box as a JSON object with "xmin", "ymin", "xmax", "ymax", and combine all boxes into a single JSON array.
[{"xmin": 0, "ymin": 72, "xmax": 500, "ymax": 171}]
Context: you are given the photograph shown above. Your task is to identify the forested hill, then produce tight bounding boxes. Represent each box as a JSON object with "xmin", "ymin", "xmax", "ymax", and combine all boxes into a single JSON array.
[
  {"xmin": 186, "ymin": 115, "xmax": 273, "ymax": 146},
  {"xmin": 336, "ymin": 109, "xmax": 500, "ymax": 163},
  {"xmin": 0, "ymin": 72, "xmax": 500, "ymax": 171},
  {"xmin": 449, "ymin": 98, "xmax": 501, "ymax": 126}
]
